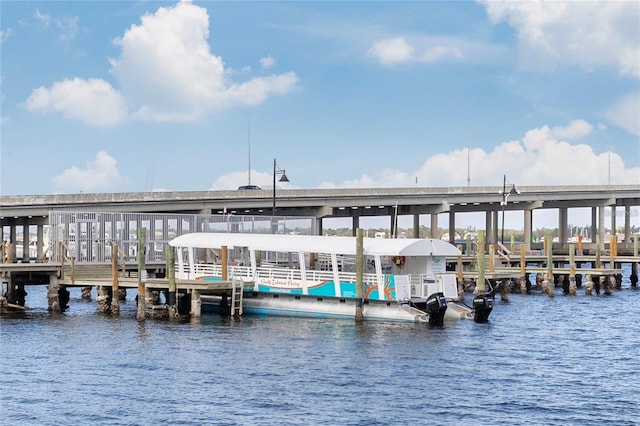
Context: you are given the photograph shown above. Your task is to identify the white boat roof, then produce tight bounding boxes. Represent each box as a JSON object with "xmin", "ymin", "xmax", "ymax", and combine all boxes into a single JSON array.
[{"xmin": 169, "ymin": 232, "xmax": 460, "ymax": 257}]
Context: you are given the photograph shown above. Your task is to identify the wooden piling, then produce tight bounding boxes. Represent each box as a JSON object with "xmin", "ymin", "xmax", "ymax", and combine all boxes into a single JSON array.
[
  {"xmin": 136, "ymin": 227, "xmax": 146, "ymax": 321},
  {"xmin": 584, "ymin": 274, "xmax": 594, "ymax": 295},
  {"xmin": 110, "ymin": 241, "xmax": 119, "ymax": 314},
  {"xmin": 191, "ymin": 289, "xmax": 201, "ymax": 318},
  {"xmin": 544, "ymin": 236, "xmax": 554, "ymax": 297},
  {"xmin": 166, "ymin": 245, "xmax": 179, "ymax": 318},
  {"xmin": 568, "ymin": 243, "xmax": 576, "ymax": 295},
  {"xmin": 488, "ymin": 244, "xmax": 495, "ymax": 273},
  {"xmin": 355, "ymin": 228, "xmax": 364, "ymax": 322},
  {"xmin": 97, "ymin": 285, "xmax": 110, "ymax": 312},
  {"xmin": 577, "ymin": 235, "xmax": 583, "ymax": 256},
  {"xmin": 456, "ymin": 255, "xmax": 464, "ymax": 300},
  {"xmin": 475, "ymin": 231, "xmax": 485, "ymax": 294},
  {"xmin": 221, "ymin": 245, "xmax": 228, "ymax": 281},
  {"xmin": 519, "ymin": 244, "xmax": 527, "ymax": 293}
]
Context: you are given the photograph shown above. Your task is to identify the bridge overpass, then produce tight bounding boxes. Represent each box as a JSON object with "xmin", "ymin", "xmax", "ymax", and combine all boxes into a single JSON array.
[{"xmin": 1, "ymin": 185, "xmax": 639, "ymax": 257}]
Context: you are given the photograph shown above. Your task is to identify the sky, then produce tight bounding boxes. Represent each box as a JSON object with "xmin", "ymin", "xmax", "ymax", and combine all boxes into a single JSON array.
[{"xmin": 1, "ymin": 0, "xmax": 639, "ymax": 230}]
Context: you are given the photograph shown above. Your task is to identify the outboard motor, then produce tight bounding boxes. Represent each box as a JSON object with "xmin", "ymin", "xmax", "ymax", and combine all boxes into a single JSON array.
[
  {"xmin": 473, "ymin": 293, "xmax": 494, "ymax": 323},
  {"xmin": 426, "ymin": 292, "xmax": 447, "ymax": 327}
]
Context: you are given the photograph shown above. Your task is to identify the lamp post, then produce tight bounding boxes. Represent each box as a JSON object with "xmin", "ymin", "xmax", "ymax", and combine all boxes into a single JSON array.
[
  {"xmin": 272, "ymin": 158, "xmax": 289, "ymax": 217},
  {"xmin": 500, "ymin": 174, "xmax": 520, "ymax": 244}
]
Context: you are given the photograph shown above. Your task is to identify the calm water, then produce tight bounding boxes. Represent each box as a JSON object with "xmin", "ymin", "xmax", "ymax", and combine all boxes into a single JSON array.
[{"xmin": 1, "ymin": 269, "xmax": 638, "ymax": 425}]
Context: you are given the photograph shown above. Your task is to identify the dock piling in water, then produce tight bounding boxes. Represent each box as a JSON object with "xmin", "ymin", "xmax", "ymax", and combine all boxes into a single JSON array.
[{"xmin": 136, "ymin": 228, "xmax": 146, "ymax": 321}]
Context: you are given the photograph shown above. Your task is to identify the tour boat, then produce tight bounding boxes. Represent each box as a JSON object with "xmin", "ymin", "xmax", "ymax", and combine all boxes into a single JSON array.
[{"xmin": 169, "ymin": 232, "xmax": 487, "ymax": 324}]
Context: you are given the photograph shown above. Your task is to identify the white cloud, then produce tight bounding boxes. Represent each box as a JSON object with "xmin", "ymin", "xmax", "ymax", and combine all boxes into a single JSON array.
[
  {"xmin": 25, "ymin": 1, "xmax": 298, "ymax": 126},
  {"xmin": 480, "ymin": 0, "xmax": 640, "ymax": 78},
  {"xmin": 214, "ymin": 119, "xmax": 639, "ymax": 192},
  {"xmin": 336, "ymin": 120, "xmax": 638, "ymax": 188},
  {"xmin": 368, "ymin": 33, "xmax": 498, "ymax": 67},
  {"xmin": 367, "ymin": 37, "xmax": 414, "ymax": 65},
  {"xmin": 0, "ymin": 29, "xmax": 12, "ymax": 44},
  {"xmin": 34, "ymin": 9, "xmax": 78, "ymax": 41},
  {"xmin": 550, "ymin": 119, "xmax": 593, "ymax": 140},
  {"xmin": 209, "ymin": 170, "xmax": 272, "ymax": 191},
  {"xmin": 52, "ymin": 151, "xmax": 128, "ymax": 193},
  {"xmin": 260, "ymin": 55, "xmax": 275, "ymax": 69},
  {"xmin": 34, "ymin": 9, "xmax": 51, "ymax": 27},
  {"xmin": 109, "ymin": 0, "xmax": 298, "ymax": 121},
  {"xmin": 604, "ymin": 93, "xmax": 640, "ymax": 136},
  {"xmin": 25, "ymin": 78, "xmax": 127, "ymax": 127}
]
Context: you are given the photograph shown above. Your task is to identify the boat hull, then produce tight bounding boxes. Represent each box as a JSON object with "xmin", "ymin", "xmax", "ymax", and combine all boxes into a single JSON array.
[{"xmin": 202, "ymin": 293, "xmax": 429, "ymax": 323}]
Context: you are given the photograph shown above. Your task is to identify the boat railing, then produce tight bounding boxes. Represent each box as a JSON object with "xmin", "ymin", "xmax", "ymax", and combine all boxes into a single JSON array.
[{"xmin": 185, "ymin": 262, "xmax": 385, "ymax": 288}]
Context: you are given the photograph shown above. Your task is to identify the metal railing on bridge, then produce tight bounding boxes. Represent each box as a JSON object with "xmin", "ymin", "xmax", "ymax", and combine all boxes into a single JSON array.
[{"xmin": 48, "ymin": 211, "xmax": 316, "ymax": 264}]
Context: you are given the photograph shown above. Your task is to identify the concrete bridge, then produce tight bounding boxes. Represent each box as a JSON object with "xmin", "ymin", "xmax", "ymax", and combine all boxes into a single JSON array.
[{"xmin": 1, "ymin": 185, "xmax": 639, "ymax": 256}]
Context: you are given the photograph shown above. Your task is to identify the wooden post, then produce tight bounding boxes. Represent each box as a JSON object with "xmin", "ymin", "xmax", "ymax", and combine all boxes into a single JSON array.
[
  {"xmin": 167, "ymin": 244, "xmax": 178, "ymax": 317},
  {"xmin": 456, "ymin": 255, "xmax": 464, "ymax": 300},
  {"xmin": 110, "ymin": 241, "xmax": 119, "ymax": 314},
  {"xmin": 136, "ymin": 227, "xmax": 146, "ymax": 321},
  {"xmin": 595, "ymin": 234, "xmax": 601, "ymax": 269},
  {"xmin": 577, "ymin": 235, "xmax": 583, "ymax": 256},
  {"xmin": 191, "ymin": 289, "xmax": 201, "ymax": 318},
  {"xmin": 355, "ymin": 228, "xmax": 364, "ymax": 322},
  {"xmin": 519, "ymin": 243, "xmax": 527, "ymax": 293},
  {"xmin": 544, "ymin": 236, "xmax": 554, "ymax": 297},
  {"xmin": 475, "ymin": 231, "xmax": 485, "ymax": 294},
  {"xmin": 568, "ymin": 243, "xmax": 576, "ymax": 295},
  {"xmin": 221, "ymin": 245, "xmax": 228, "ymax": 281},
  {"xmin": 609, "ymin": 236, "xmax": 615, "ymax": 270},
  {"xmin": 488, "ymin": 244, "xmax": 495, "ymax": 273}
]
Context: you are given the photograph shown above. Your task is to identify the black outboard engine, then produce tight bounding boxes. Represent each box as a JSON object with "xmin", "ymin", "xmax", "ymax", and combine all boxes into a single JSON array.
[
  {"xmin": 473, "ymin": 293, "xmax": 494, "ymax": 323},
  {"xmin": 426, "ymin": 292, "xmax": 447, "ymax": 327}
]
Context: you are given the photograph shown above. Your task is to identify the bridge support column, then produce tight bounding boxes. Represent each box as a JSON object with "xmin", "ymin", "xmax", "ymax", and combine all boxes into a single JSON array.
[
  {"xmin": 624, "ymin": 206, "xmax": 631, "ymax": 246},
  {"xmin": 430, "ymin": 214, "xmax": 438, "ymax": 238},
  {"xmin": 558, "ymin": 207, "xmax": 568, "ymax": 248},
  {"xmin": 413, "ymin": 214, "xmax": 420, "ymax": 238},
  {"xmin": 352, "ymin": 215, "xmax": 359, "ymax": 237},
  {"xmin": 610, "ymin": 206, "xmax": 616, "ymax": 243},
  {"xmin": 448, "ymin": 211, "xmax": 455, "ymax": 244},
  {"xmin": 524, "ymin": 210, "xmax": 532, "ymax": 252}
]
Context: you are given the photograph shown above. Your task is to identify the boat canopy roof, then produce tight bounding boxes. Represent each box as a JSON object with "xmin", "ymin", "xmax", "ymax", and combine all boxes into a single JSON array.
[{"xmin": 169, "ymin": 232, "xmax": 460, "ymax": 257}]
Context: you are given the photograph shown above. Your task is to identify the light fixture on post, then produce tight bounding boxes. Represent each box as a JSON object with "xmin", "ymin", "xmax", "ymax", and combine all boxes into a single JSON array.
[
  {"xmin": 272, "ymin": 158, "xmax": 289, "ymax": 217},
  {"xmin": 500, "ymin": 174, "xmax": 520, "ymax": 244}
]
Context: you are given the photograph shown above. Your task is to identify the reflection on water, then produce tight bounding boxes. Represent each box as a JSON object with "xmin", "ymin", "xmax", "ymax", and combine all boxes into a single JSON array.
[{"xmin": 1, "ymin": 270, "xmax": 639, "ymax": 425}]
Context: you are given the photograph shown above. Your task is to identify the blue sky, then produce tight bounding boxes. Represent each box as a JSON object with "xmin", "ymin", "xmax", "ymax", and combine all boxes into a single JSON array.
[{"xmin": 1, "ymin": 1, "xmax": 639, "ymax": 229}]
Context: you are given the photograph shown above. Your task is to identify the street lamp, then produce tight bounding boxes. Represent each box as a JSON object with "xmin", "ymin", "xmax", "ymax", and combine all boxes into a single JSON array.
[
  {"xmin": 500, "ymin": 174, "xmax": 520, "ymax": 244},
  {"xmin": 272, "ymin": 158, "xmax": 289, "ymax": 217}
]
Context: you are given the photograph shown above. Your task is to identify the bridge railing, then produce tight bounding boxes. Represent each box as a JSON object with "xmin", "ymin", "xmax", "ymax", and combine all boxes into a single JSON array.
[{"xmin": 48, "ymin": 211, "xmax": 316, "ymax": 264}]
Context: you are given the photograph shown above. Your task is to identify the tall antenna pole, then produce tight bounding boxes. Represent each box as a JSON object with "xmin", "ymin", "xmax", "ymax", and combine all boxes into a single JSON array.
[
  {"xmin": 467, "ymin": 143, "xmax": 470, "ymax": 187},
  {"xmin": 248, "ymin": 119, "xmax": 251, "ymax": 185}
]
